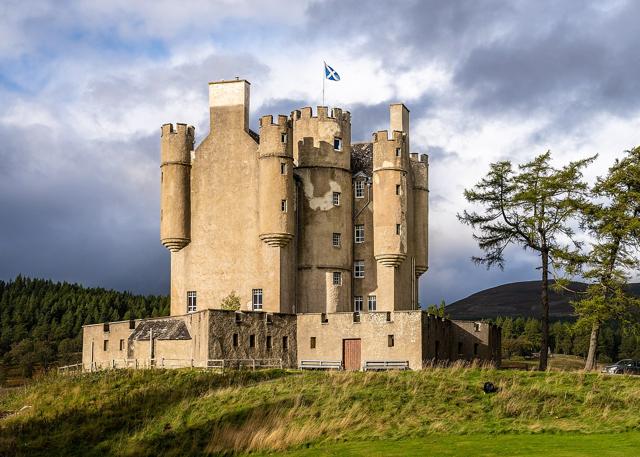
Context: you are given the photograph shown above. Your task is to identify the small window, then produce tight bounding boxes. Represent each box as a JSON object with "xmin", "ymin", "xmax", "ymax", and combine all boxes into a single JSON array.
[
  {"xmin": 355, "ymin": 224, "xmax": 365, "ymax": 243},
  {"xmin": 458, "ymin": 342, "xmax": 463, "ymax": 356},
  {"xmin": 310, "ymin": 337, "xmax": 316, "ymax": 349},
  {"xmin": 103, "ymin": 323, "xmax": 110, "ymax": 332},
  {"xmin": 249, "ymin": 334, "xmax": 256, "ymax": 348},
  {"xmin": 283, "ymin": 335, "xmax": 289, "ymax": 351},
  {"xmin": 235, "ymin": 312, "xmax": 242, "ymax": 323},
  {"xmin": 334, "ymin": 137, "xmax": 342, "ymax": 151},
  {"xmin": 281, "ymin": 132, "xmax": 287, "ymax": 143},
  {"xmin": 266, "ymin": 313, "xmax": 273, "ymax": 324},
  {"xmin": 281, "ymin": 199, "xmax": 287, "ymax": 212},
  {"xmin": 355, "ymin": 180, "xmax": 364, "ymax": 198},
  {"xmin": 474, "ymin": 322, "xmax": 481, "ymax": 332},
  {"xmin": 353, "ymin": 312, "xmax": 361, "ymax": 323},
  {"xmin": 474, "ymin": 343, "xmax": 479, "ymax": 356},
  {"xmin": 396, "ymin": 184, "xmax": 401, "ymax": 195},
  {"xmin": 266, "ymin": 335, "xmax": 272, "ymax": 350},
  {"xmin": 187, "ymin": 291, "xmax": 197, "ymax": 313},
  {"xmin": 233, "ymin": 333, "xmax": 239, "ymax": 347},
  {"xmin": 119, "ymin": 339, "xmax": 125, "ymax": 351},
  {"xmin": 395, "ymin": 147, "xmax": 401, "ymax": 157},
  {"xmin": 321, "ymin": 313, "xmax": 328, "ymax": 323},
  {"xmin": 386, "ymin": 311, "xmax": 392, "ymax": 322},
  {"xmin": 333, "ymin": 192, "xmax": 341, "ymax": 206},
  {"xmin": 354, "ymin": 260, "xmax": 364, "ymax": 278},
  {"xmin": 332, "ymin": 272, "xmax": 342, "ymax": 286},
  {"xmin": 354, "ymin": 296, "xmax": 363, "ymax": 312},
  {"xmin": 280, "ymin": 162, "xmax": 286, "ymax": 174},
  {"xmin": 103, "ymin": 340, "xmax": 109, "ymax": 351},
  {"xmin": 396, "ymin": 224, "xmax": 401, "ymax": 235},
  {"xmin": 252, "ymin": 289, "xmax": 263, "ymax": 310},
  {"xmin": 129, "ymin": 320, "xmax": 136, "ymax": 330},
  {"xmin": 368, "ymin": 295, "xmax": 377, "ymax": 311},
  {"xmin": 388, "ymin": 335, "xmax": 395, "ymax": 347},
  {"xmin": 332, "ymin": 232, "xmax": 341, "ymax": 247}
]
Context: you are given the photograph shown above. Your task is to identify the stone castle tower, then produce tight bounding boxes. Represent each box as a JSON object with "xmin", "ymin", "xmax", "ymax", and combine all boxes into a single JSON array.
[
  {"xmin": 82, "ymin": 78, "xmax": 502, "ymax": 372},
  {"xmin": 160, "ymin": 79, "xmax": 428, "ymax": 316}
]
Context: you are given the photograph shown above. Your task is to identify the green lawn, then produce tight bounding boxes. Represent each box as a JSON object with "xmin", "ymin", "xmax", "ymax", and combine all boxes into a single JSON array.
[
  {"xmin": 277, "ymin": 433, "xmax": 640, "ymax": 457},
  {"xmin": 1, "ymin": 368, "xmax": 639, "ymax": 456}
]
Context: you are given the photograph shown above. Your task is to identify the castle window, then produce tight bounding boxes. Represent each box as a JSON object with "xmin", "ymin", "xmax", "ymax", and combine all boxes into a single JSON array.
[
  {"xmin": 280, "ymin": 162, "xmax": 286, "ymax": 174},
  {"xmin": 333, "ymin": 192, "xmax": 341, "ymax": 206},
  {"xmin": 354, "ymin": 296, "xmax": 363, "ymax": 312},
  {"xmin": 321, "ymin": 313, "xmax": 328, "ymax": 323},
  {"xmin": 388, "ymin": 335, "xmax": 395, "ymax": 347},
  {"xmin": 332, "ymin": 272, "xmax": 342, "ymax": 286},
  {"xmin": 395, "ymin": 147, "xmax": 401, "ymax": 157},
  {"xmin": 281, "ymin": 199, "xmax": 287, "ymax": 212},
  {"xmin": 283, "ymin": 336, "xmax": 289, "ymax": 351},
  {"xmin": 396, "ymin": 184, "xmax": 401, "ymax": 195},
  {"xmin": 355, "ymin": 180, "xmax": 364, "ymax": 198},
  {"xmin": 233, "ymin": 333, "xmax": 239, "ymax": 347},
  {"xmin": 249, "ymin": 334, "xmax": 255, "ymax": 348},
  {"xmin": 129, "ymin": 320, "xmax": 136, "ymax": 330},
  {"xmin": 386, "ymin": 311, "xmax": 392, "ymax": 322},
  {"xmin": 252, "ymin": 289, "xmax": 263, "ymax": 311},
  {"xmin": 103, "ymin": 323, "xmax": 110, "ymax": 332},
  {"xmin": 187, "ymin": 291, "xmax": 197, "ymax": 313},
  {"xmin": 310, "ymin": 337, "xmax": 316, "ymax": 349},
  {"xmin": 355, "ymin": 224, "xmax": 365, "ymax": 243},
  {"xmin": 119, "ymin": 339, "xmax": 125, "ymax": 351},
  {"xmin": 266, "ymin": 335, "xmax": 272, "ymax": 350},
  {"xmin": 281, "ymin": 133, "xmax": 287, "ymax": 143},
  {"xmin": 458, "ymin": 342, "xmax": 463, "ymax": 357},
  {"xmin": 161, "ymin": 172, "xmax": 163, "ymax": 183},
  {"xmin": 103, "ymin": 340, "xmax": 109, "ymax": 351},
  {"xmin": 474, "ymin": 322, "xmax": 481, "ymax": 332},
  {"xmin": 332, "ymin": 232, "xmax": 341, "ymax": 247},
  {"xmin": 368, "ymin": 295, "xmax": 377, "ymax": 311},
  {"xmin": 396, "ymin": 224, "xmax": 401, "ymax": 235},
  {"xmin": 334, "ymin": 137, "xmax": 342, "ymax": 151},
  {"xmin": 474, "ymin": 343, "xmax": 479, "ymax": 356},
  {"xmin": 354, "ymin": 260, "xmax": 364, "ymax": 278}
]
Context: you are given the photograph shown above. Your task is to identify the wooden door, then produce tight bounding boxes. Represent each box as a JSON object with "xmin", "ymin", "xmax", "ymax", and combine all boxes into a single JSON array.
[{"xmin": 343, "ymin": 339, "xmax": 361, "ymax": 371}]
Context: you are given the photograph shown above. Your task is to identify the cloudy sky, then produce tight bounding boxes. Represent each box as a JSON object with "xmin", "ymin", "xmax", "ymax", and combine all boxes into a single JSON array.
[{"xmin": 1, "ymin": 0, "xmax": 639, "ymax": 305}]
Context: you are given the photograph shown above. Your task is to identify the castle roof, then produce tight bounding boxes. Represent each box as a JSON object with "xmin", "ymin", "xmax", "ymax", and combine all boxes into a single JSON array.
[
  {"xmin": 129, "ymin": 319, "xmax": 192, "ymax": 341},
  {"xmin": 351, "ymin": 142, "xmax": 373, "ymax": 176}
]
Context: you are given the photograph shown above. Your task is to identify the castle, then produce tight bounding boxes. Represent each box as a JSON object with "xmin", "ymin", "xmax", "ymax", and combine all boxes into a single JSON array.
[{"xmin": 82, "ymin": 79, "xmax": 500, "ymax": 371}]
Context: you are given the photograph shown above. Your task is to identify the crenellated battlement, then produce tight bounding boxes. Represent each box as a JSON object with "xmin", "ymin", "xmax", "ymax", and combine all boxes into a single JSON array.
[
  {"xmin": 161, "ymin": 123, "xmax": 195, "ymax": 141},
  {"xmin": 372, "ymin": 130, "xmax": 405, "ymax": 144},
  {"xmin": 291, "ymin": 106, "xmax": 350, "ymax": 124},
  {"xmin": 259, "ymin": 114, "xmax": 289, "ymax": 128}
]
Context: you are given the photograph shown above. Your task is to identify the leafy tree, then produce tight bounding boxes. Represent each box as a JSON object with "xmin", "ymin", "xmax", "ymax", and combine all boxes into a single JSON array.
[
  {"xmin": 572, "ymin": 147, "xmax": 640, "ymax": 370},
  {"xmin": 459, "ymin": 151, "xmax": 594, "ymax": 369},
  {"xmin": 426, "ymin": 300, "xmax": 448, "ymax": 318},
  {"xmin": 220, "ymin": 291, "xmax": 242, "ymax": 311}
]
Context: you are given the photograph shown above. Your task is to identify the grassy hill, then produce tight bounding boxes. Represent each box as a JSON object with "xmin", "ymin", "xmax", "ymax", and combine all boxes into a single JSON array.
[
  {"xmin": 446, "ymin": 280, "xmax": 640, "ymax": 320},
  {"xmin": 1, "ymin": 368, "xmax": 640, "ymax": 456}
]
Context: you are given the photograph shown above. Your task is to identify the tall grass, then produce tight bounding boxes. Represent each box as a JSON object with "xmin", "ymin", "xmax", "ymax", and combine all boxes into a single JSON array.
[{"xmin": 1, "ymin": 367, "xmax": 639, "ymax": 456}]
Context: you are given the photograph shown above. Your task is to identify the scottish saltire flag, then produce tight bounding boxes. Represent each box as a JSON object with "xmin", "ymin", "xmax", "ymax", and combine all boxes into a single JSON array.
[{"xmin": 324, "ymin": 62, "xmax": 340, "ymax": 81}]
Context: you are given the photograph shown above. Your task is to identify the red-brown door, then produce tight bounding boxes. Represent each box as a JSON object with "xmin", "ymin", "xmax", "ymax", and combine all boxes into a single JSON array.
[{"xmin": 343, "ymin": 339, "xmax": 361, "ymax": 371}]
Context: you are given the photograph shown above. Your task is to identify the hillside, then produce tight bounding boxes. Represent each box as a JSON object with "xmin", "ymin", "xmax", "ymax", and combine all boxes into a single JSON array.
[
  {"xmin": 446, "ymin": 280, "xmax": 640, "ymax": 320},
  {"xmin": 0, "ymin": 276, "xmax": 169, "ymax": 378},
  {"xmin": 1, "ymin": 368, "xmax": 640, "ymax": 456}
]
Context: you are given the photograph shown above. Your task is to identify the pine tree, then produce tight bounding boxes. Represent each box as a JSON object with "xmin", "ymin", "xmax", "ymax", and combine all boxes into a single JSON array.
[{"xmin": 459, "ymin": 151, "xmax": 594, "ymax": 369}]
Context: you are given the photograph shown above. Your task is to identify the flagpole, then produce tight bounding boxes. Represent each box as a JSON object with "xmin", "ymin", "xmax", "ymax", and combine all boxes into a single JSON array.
[{"xmin": 322, "ymin": 61, "xmax": 325, "ymax": 106}]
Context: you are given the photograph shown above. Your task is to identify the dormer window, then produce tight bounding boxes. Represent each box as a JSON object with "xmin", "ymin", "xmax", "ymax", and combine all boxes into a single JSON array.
[
  {"xmin": 334, "ymin": 137, "xmax": 342, "ymax": 151},
  {"xmin": 355, "ymin": 180, "xmax": 364, "ymax": 198}
]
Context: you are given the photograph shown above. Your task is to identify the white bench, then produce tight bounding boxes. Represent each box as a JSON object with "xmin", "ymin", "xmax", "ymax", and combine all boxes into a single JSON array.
[
  {"xmin": 299, "ymin": 360, "xmax": 342, "ymax": 370},
  {"xmin": 363, "ymin": 360, "xmax": 410, "ymax": 371}
]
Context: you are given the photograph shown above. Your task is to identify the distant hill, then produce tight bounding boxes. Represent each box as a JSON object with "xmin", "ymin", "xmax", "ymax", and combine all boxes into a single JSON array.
[{"xmin": 446, "ymin": 280, "xmax": 640, "ymax": 320}]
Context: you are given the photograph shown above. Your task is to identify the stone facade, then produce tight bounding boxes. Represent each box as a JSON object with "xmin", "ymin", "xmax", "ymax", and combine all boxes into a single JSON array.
[{"xmin": 81, "ymin": 78, "xmax": 501, "ymax": 371}]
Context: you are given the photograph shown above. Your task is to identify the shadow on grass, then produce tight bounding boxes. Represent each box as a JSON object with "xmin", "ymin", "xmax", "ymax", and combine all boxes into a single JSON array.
[{"xmin": 0, "ymin": 369, "xmax": 292, "ymax": 457}]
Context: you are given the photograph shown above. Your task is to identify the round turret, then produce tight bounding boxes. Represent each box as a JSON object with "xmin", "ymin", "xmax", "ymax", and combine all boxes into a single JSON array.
[
  {"xmin": 411, "ymin": 154, "xmax": 429, "ymax": 275},
  {"xmin": 160, "ymin": 123, "xmax": 193, "ymax": 252},
  {"xmin": 373, "ymin": 130, "xmax": 408, "ymax": 267},
  {"xmin": 258, "ymin": 115, "xmax": 294, "ymax": 247}
]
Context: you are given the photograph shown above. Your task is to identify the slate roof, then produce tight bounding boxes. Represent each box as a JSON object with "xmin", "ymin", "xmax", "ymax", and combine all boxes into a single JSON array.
[
  {"xmin": 129, "ymin": 319, "xmax": 192, "ymax": 341},
  {"xmin": 351, "ymin": 142, "xmax": 373, "ymax": 176}
]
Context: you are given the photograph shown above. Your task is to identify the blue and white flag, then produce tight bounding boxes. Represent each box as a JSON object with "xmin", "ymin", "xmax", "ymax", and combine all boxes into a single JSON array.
[{"xmin": 324, "ymin": 62, "xmax": 340, "ymax": 81}]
